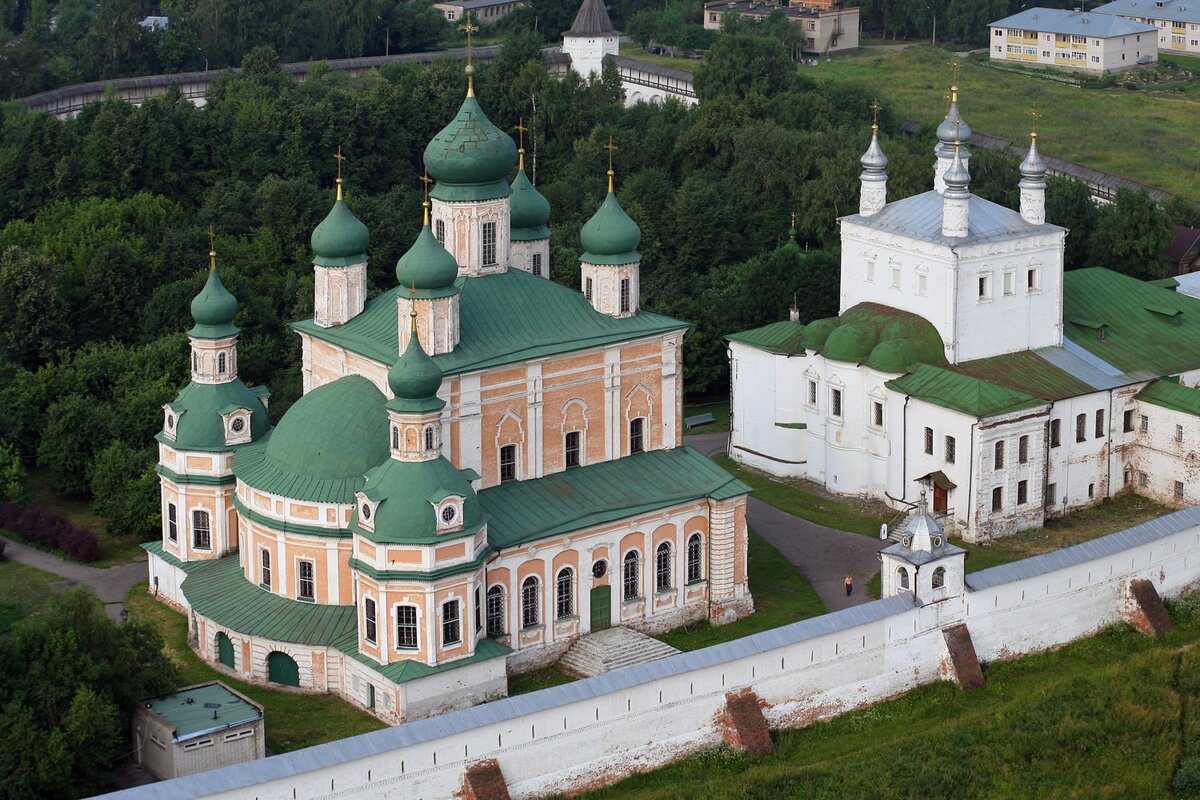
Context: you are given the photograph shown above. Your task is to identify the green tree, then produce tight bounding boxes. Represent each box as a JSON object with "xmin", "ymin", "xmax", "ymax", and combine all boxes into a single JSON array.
[
  {"xmin": 37, "ymin": 394, "xmax": 117, "ymax": 496},
  {"xmin": 1089, "ymin": 187, "xmax": 1172, "ymax": 279},
  {"xmin": 0, "ymin": 246, "xmax": 68, "ymax": 368},
  {"xmin": 1045, "ymin": 175, "xmax": 1098, "ymax": 270},
  {"xmin": 0, "ymin": 442, "xmax": 27, "ymax": 503},
  {"xmin": 692, "ymin": 34, "xmax": 794, "ymax": 102},
  {"xmin": 89, "ymin": 442, "xmax": 159, "ymax": 539}
]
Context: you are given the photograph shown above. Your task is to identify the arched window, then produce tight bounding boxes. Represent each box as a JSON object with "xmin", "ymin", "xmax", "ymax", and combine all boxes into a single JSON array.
[
  {"xmin": 655, "ymin": 542, "xmax": 672, "ymax": 592},
  {"xmin": 363, "ymin": 597, "xmax": 377, "ymax": 644},
  {"xmin": 424, "ymin": 426, "xmax": 435, "ymax": 451},
  {"xmin": 686, "ymin": 533, "xmax": 702, "ymax": 583},
  {"xmin": 192, "ymin": 510, "xmax": 211, "ymax": 550},
  {"xmin": 932, "ymin": 567, "xmax": 946, "ymax": 589},
  {"xmin": 898, "ymin": 566, "xmax": 910, "ymax": 590},
  {"xmin": 395, "ymin": 605, "xmax": 418, "ymax": 649},
  {"xmin": 556, "ymin": 568, "xmax": 574, "ymax": 619},
  {"xmin": 486, "ymin": 585, "xmax": 505, "ymax": 636},
  {"xmin": 217, "ymin": 352, "xmax": 227, "ymax": 375},
  {"xmin": 622, "ymin": 550, "xmax": 641, "ymax": 601},
  {"xmin": 521, "ymin": 576, "xmax": 540, "ymax": 629}
]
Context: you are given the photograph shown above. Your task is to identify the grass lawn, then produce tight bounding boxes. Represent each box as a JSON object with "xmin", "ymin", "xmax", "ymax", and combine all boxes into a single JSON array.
[
  {"xmin": 125, "ymin": 584, "xmax": 386, "ymax": 752},
  {"xmin": 809, "ymin": 44, "xmax": 1200, "ymax": 198},
  {"xmin": 0, "ymin": 559, "xmax": 63, "ymax": 634},
  {"xmin": 656, "ymin": 529, "xmax": 826, "ymax": 652},
  {"xmin": 577, "ymin": 595, "xmax": 1200, "ymax": 799},
  {"xmin": 682, "ymin": 399, "xmax": 730, "ymax": 434},
  {"xmin": 509, "ymin": 665, "xmax": 577, "ymax": 696},
  {"xmin": 712, "ymin": 454, "xmax": 893, "ymax": 537},
  {"xmin": 959, "ymin": 493, "xmax": 1172, "ymax": 574},
  {"xmin": 618, "ymin": 43, "xmax": 701, "ymax": 71}
]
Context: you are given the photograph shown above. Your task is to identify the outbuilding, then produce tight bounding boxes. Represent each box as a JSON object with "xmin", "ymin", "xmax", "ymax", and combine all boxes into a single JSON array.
[{"xmin": 132, "ymin": 682, "xmax": 265, "ymax": 780}]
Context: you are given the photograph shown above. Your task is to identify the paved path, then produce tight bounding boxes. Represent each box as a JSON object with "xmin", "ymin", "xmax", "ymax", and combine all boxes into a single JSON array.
[
  {"xmin": 3, "ymin": 538, "xmax": 147, "ymax": 620},
  {"xmin": 685, "ymin": 432, "xmax": 887, "ymax": 611}
]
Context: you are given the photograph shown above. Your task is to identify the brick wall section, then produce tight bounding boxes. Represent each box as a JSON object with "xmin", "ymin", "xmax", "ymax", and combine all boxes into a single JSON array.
[
  {"xmin": 721, "ymin": 689, "xmax": 774, "ymax": 756},
  {"xmin": 942, "ymin": 624, "xmax": 986, "ymax": 691},
  {"xmin": 460, "ymin": 759, "xmax": 511, "ymax": 800},
  {"xmin": 1126, "ymin": 578, "xmax": 1173, "ymax": 637}
]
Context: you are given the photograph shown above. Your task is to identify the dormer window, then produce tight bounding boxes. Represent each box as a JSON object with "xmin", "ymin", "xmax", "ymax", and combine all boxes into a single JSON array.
[
  {"xmin": 162, "ymin": 405, "xmax": 179, "ymax": 441},
  {"xmin": 355, "ymin": 493, "xmax": 379, "ymax": 531},
  {"xmin": 434, "ymin": 496, "xmax": 465, "ymax": 534},
  {"xmin": 222, "ymin": 409, "xmax": 252, "ymax": 446}
]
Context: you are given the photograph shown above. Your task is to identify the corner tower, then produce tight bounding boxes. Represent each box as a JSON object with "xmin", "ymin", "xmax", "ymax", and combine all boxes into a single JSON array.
[
  {"xmin": 157, "ymin": 236, "xmax": 270, "ymax": 564},
  {"xmin": 424, "ymin": 14, "xmax": 519, "ymax": 279},
  {"xmin": 509, "ymin": 120, "xmax": 552, "ymax": 279},
  {"xmin": 562, "ymin": 0, "xmax": 619, "ymax": 79},
  {"xmin": 580, "ymin": 139, "xmax": 641, "ymax": 318},
  {"xmin": 311, "ymin": 149, "xmax": 370, "ymax": 327}
]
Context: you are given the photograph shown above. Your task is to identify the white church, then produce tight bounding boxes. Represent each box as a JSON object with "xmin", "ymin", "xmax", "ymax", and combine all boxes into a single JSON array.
[{"xmin": 729, "ymin": 86, "xmax": 1200, "ymax": 542}]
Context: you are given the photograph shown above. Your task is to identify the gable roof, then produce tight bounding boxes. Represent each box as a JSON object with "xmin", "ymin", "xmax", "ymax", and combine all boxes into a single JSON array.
[
  {"xmin": 1137, "ymin": 377, "xmax": 1200, "ymax": 417},
  {"xmin": 565, "ymin": 0, "xmax": 616, "ymax": 36},
  {"xmin": 991, "ymin": 7, "xmax": 1157, "ymax": 36},
  {"xmin": 293, "ymin": 269, "xmax": 686, "ymax": 375},
  {"xmin": 886, "ymin": 363, "xmax": 1045, "ymax": 418},
  {"xmin": 952, "ymin": 349, "xmax": 1096, "ymax": 402},
  {"xmin": 726, "ymin": 320, "xmax": 806, "ymax": 354},
  {"xmin": 1093, "ymin": 0, "xmax": 1200, "ymax": 24}
]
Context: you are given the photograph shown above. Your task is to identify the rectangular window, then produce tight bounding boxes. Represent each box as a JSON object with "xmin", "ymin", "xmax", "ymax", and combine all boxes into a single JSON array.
[
  {"xmin": 364, "ymin": 597, "xmax": 377, "ymax": 644},
  {"xmin": 1177, "ymin": 424, "xmax": 1185, "ymax": 443},
  {"xmin": 1088, "ymin": 482, "xmax": 1094, "ymax": 499},
  {"xmin": 192, "ymin": 510, "xmax": 211, "ymax": 550},
  {"xmin": 994, "ymin": 440, "xmax": 1005, "ymax": 470},
  {"xmin": 435, "ymin": 219, "xmax": 445, "ymax": 245},
  {"xmin": 1139, "ymin": 471, "xmax": 1149, "ymax": 488},
  {"xmin": 298, "ymin": 560, "xmax": 315, "ymax": 601},
  {"xmin": 978, "ymin": 275, "xmax": 990, "ymax": 299},
  {"xmin": 924, "ymin": 427, "xmax": 934, "ymax": 455},
  {"xmin": 866, "ymin": 261, "xmax": 875, "ymax": 282},
  {"xmin": 945, "ymin": 435, "xmax": 956, "ymax": 464},
  {"xmin": 992, "ymin": 487, "xmax": 1003, "ymax": 512},
  {"xmin": 1051, "ymin": 418, "xmax": 1061, "ymax": 448},
  {"xmin": 532, "ymin": 252, "xmax": 543, "ymax": 277},
  {"xmin": 1003, "ymin": 271, "xmax": 1015, "ymax": 296},
  {"xmin": 630, "ymin": 417, "xmax": 645, "ymax": 454},
  {"xmin": 619, "ymin": 278, "xmax": 631, "ymax": 313},
  {"xmin": 1140, "ymin": 414, "xmax": 1149, "ymax": 432},
  {"xmin": 891, "ymin": 267, "xmax": 901, "ymax": 289},
  {"xmin": 917, "ymin": 273, "xmax": 927, "ymax": 296},
  {"xmin": 486, "ymin": 587, "xmax": 505, "ymax": 636},
  {"xmin": 395, "ymin": 605, "xmax": 418, "ymax": 649},
  {"xmin": 1017, "ymin": 480, "xmax": 1028, "ymax": 505},
  {"xmin": 585, "ymin": 277, "xmax": 593, "ymax": 301},
  {"xmin": 873, "ymin": 401, "xmax": 884, "ymax": 428},
  {"xmin": 442, "ymin": 600, "xmax": 461, "ymax": 646},
  {"xmin": 474, "ymin": 586, "xmax": 482, "ymax": 633},
  {"xmin": 1095, "ymin": 409, "xmax": 1105, "ymax": 439},
  {"xmin": 260, "ymin": 549, "xmax": 271, "ymax": 588},
  {"xmin": 167, "ymin": 503, "xmax": 177, "ymax": 542},
  {"xmin": 481, "ymin": 221, "xmax": 497, "ymax": 266},
  {"xmin": 1018, "ymin": 435, "xmax": 1029, "ymax": 464},
  {"xmin": 499, "ymin": 444, "xmax": 517, "ymax": 483},
  {"xmin": 565, "ymin": 431, "xmax": 581, "ymax": 468},
  {"xmin": 1125, "ymin": 469, "xmax": 1131, "ymax": 486},
  {"xmin": 1176, "ymin": 481, "xmax": 1185, "ymax": 501},
  {"xmin": 831, "ymin": 389, "xmax": 842, "ymax": 418},
  {"xmin": 1124, "ymin": 410, "xmax": 1134, "ymax": 432},
  {"xmin": 808, "ymin": 380, "xmax": 817, "ymax": 405},
  {"xmin": 1075, "ymin": 413, "xmax": 1087, "ymax": 443},
  {"xmin": 1046, "ymin": 483, "xmax": 1057, "ymax": 508}
]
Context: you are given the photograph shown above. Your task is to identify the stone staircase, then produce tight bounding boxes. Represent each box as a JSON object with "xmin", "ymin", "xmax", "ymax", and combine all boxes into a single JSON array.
[{"xmin": 557, "ymin": 627, "xmax": 681, "ymax": 678}]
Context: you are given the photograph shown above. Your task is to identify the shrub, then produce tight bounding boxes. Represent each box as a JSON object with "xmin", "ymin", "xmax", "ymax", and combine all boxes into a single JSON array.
[
  {"xmin": 1174, "ymin": 756, "xmax": 1200, "ymax": 797},
  {"xmin": 0, "ymin": 500, "xmax": 101, "ymax": 562}
]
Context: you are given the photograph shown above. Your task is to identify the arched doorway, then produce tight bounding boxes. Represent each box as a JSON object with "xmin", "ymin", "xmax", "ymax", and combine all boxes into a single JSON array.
[
  {"xmin": 216, "ymin": 631, "xmax": 234, "ymax": 669},
  {"xmin": 267, "ymin": 651, "xmax": 299, "ymax": 687}
]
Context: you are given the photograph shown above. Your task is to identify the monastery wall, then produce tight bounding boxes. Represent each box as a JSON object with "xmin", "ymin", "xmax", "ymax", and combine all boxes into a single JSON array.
[{"xmin": 109, "ymin": 507, "xmax": 1200, "ymax": 800}]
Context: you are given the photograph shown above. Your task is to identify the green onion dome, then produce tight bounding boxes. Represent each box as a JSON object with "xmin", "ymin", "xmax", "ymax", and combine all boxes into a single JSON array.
[
  {"xmin": 510, "ymin": 167, "xmax": 551, "ymax": 241},
  {"xmin": 424, "ymin": 95, "xmax": 518, "ymax": 202},
  {"xmin": 395, "ymin": 219, "xmax": 460, "ymax": 292},
  {"xmin": 388, "ymin": 326, "xmax": 444, "ymax": 410},
  {"xmin": 311, "ymin": 194, "xmax": 370, "ymax": 267},
  {"xmin": 580, "ymin": 190, "xmax": 641, "ymax": 266},
  {"xmin": 189, "ymin": 267, "xmax": 239, "ymax": 339},
  {"xmin": 232, "ymin": 376, "xmax": 388, "ymax": 504}
]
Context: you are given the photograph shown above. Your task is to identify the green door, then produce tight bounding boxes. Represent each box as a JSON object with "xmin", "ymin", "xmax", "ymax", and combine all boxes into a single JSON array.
[
  {"xmin": 216, "ymin": 632, "xmax": 234, "ymax": 669},
  {"xmin": 367, "ymin": 683, "xmax": 375, "ymax": 709},
  {"xmin": 590, "ymin": 586, "xmax": 611, "ymax": 632},
  {"xmin": 267, "ymin": 651, "xmax": 299, "ymax": 687}
]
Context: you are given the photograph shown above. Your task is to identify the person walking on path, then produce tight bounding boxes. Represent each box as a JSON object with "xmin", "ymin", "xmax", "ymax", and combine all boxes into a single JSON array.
[{"xmin": 844, "ymin": 574, "xmax": 853, "ymax": 596}]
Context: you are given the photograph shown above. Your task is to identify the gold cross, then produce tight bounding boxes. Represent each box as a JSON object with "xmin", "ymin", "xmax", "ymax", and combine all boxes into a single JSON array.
[
  {"xmin": 604, "ymin": 136, "xmax": 618, "ymax": 192},
  {"xmin": 334, "ymin": 146, "xmax": 346, "ymax": 199},
  {"xmin": 515, "ymin": 118, "xmax": 527, "ymax": 150},
  {"xmin": 1028, "ymin": 104, "xmax": 1040, "ymax": 136},
  {"xmin": 418, "ymin": 168, "xmax": 433, "ymax": 201},
  {"xmin": 460, "ymin": 12, "xmax": 478, "ymax": 64},
  {"xmin": 207, "ymin": 225, "xmax": 216, "ymax": 270},
  {"xmin": 948, "ymin": 57, "xmax": 960, "ymax": 86},
  {"xmin": 869, "ymin": 97, "xmax": 881, "ymax": 128},
  {"xmin": 790, "ymin": 210, "xmax": 797, "ymax": 228}
]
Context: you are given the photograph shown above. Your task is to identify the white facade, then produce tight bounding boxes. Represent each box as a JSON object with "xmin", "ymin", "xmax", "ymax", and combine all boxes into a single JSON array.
[
  {"xmin": 989, "ymin": 21, "xmax": 1157, "ymax": 73},
  {"xmin": 1093, "ymin": 0, "xmax": 1200, "ymax": 57},
  {"xmin": 562, "ymin": 34, "xmax": 619, "ymax": 79}
]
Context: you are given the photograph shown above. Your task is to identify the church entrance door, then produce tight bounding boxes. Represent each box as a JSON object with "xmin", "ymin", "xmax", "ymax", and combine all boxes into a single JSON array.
[
  {"xmin": 590, "ymin": 586, "xmax": 611, "ymax": 632},
  {"xmin": 933, "ymin": 484, "xmax": 948, "ymax": 515},
  {"xmin": 267, "ymin": 651, "xmax": 300, "ymax": 686}
]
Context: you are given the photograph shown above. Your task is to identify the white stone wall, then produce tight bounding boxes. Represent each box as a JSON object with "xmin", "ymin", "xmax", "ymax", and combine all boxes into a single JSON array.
[
  {"xmin": 562, "ymin": 35, "xmax": 618, "ymax": 79},
  {"xmin": 121, "ymin": 511, "xmax": 1200, "ymax": 800},
  {"xmin": 313, "ymin": 262, "xmax": 367, "ymax": 328},
  {"xmin": 1129, "ymin": 396, "xmax": 1200, "ymax": 507},
  {"xmin": 146, "ymin": 552, "xmax": 190, "ymax": 610}
]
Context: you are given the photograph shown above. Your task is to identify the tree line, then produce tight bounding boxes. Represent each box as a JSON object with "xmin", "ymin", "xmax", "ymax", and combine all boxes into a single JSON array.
[{"xmin": 848, "ymin": 0, "xmax": 1100, "ymax": 47}]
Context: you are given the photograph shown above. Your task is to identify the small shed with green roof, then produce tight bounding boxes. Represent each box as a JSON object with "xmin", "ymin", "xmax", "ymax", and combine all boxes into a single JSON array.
[{"xmin": 133, "ymin": 681, "xmax": 264, "ymax": 780}]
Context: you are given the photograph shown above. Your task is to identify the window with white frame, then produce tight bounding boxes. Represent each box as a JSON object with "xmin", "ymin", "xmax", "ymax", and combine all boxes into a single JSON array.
[
  {"xmin": 924, "ymin": 427, "xmax": 933, "ymax": 455},
  {"xmin": 487, "ymin": 585, "xmax": 505, "ymax": 636},
  {"xmin": 556, "ymin": 568, "xmax": 574, "ymax": 619},
  {"xmin": 620, "ymin": 278, "xmax": 631, "ymax": 313},
  {"xmin": 945, "ymin": 435, "xmax": 956, "ymax": 464},
  {"xmin": 500, "ymin": 444, "xmax": 517, "ymax": 483},
  {"xmin": 994, "ymin": 440, "xmax": 1005, "ymax": 470},
  {"xmin": 630, "ymin": 417, "xmax": 645, "ymax": 454},
  {"xmin": 481, "ymin": 221, "xmax": 497, "ymax": 266},
  {"xmin": 872, "ymin": 401, "xmax": 884, "ymax": 428},
  {"xmin": 1018, "ymin": 435, "xmax": 1029, "ymax": 464},
  {"xmin": 442, "ymin": 600, "xmax": 461, "ymax": 646},
  {"xmin": 260, "ymin": 548, "xmax": 271, "ymax": 587},
  {"xmin": 687, "ymin": 533, "xmax": 703, "ymax": 583},
  {"xmin": 898, "ymin": 566, "xmax": 910, "ymax": 589},
  {"xmin": 167, "ymin": 503, "xmax": 177, "ymax": 542},
  {"xmin": 1003, "ymin": 271, "xmax": 1014, "ymax": 296},
  {"xmin": 192, "ymin": 510, "xmax": 211, "ymax": 550},
  {"xmin": 565, "ymin": 430, "xmax": 581, "ymax": 468},
  {"xmin": 585, "ymin": 277, "xmax": 593, "ymax": 301},
  {"xmin": 932, "ymin": 567, "xmax": 946, "ymax": 589},
  {"xmin": 474, "ymin": 586, "xmax": 482, "ymax": 634},
  {"xmin": 424, "ymin": 426, "xmax": 435, "ymax": 451},
  {"xmin": 521, "ymin": 576, "xmax": 540, "ymax": 628},
  {"xmin": 655, "ymin": 542, "xmax": 672, "ymax": 592},
  {"xmin": 435, "ymin": 219, "xmax": 445, "ymax": 245},
  {"xmin": 917, "ymin": 273, "xmax": 927, "ymax": 296},
  {"xmin": 298, "ymin": 560, "xmax": 315, "ymax": 600},
  {"xmin": 218, "ymin": 352, "xmax": 227, "ymax": 375},
  {"xmin": 978, "ymin": 275, "xmax": 991, "ymax": 300},
  {"xmin": 622, "ymin": 550, "xmax": 641, "ymax": 601},
  {"xmin": 532, "ymin": 252, "xmax": 543, "ymax": 277},
  {"xmin": 395, "ymin": 605, "xmax": 418, "ymax": 649},
  {"xmin": 830, "ymin": 388, "xmax": 842, "ymax": 418},
  {"xmin": 807, "ymin": 380, "xmax": 817, "ymax": 406},
  {"xmin": 364, "ymin": 597, "xmax": 377, "ymax": 644},
  {"xmin": 1177, "ymin": 424, "xmax": 1185, "ymax": 443}
]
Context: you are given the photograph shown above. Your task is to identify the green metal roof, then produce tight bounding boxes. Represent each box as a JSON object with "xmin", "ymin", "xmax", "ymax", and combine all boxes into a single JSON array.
[
  {"xmin": 143, "ymin": 682, "xmax": 261, "ymax": 741},
  {"xmin": 293, "ymin": 268, "xmax": 687, "ymax": 375},
  {"xmin": 480, "ymin": 446, "xmax": 750, "ymax": 549},
  {"xmin": 311, "ymin": 198, "xmax": 369, "ymax": 268},
  {"xmin": 952, "ymin": 350, "xmax": 1095, "ymax": 402},
  {"xmin": 580, "ymin": 191, "xmax": 641, "ymax": 266},
  {"xmin": 726, "ymin": 320, "xmax": 807, "ymax": 354},
  {"xmin": 343, "ymin": 636, "xmax": 511, "ymax": 685},
  {"xmin": 353, "ymin": 456, "xmax": 484, "ymax": 545},
  {"xmin": 232, "ymin": 376, "xmax": 388, "ymax": 504},
  {"xmin": 1137, "ymin": 377, "xmax": 1200, "ymax": 417},
  {"xmin": 189, "ymin": 268, "xmax": 239, "ymax": 340},
  {"xmin": 159, "ymin": 379, "xmax": 271, "ymax": 452},
  {"xmin": 1063, "ymin": 268, "xmax": 1200, "ymax": 377},
  {"xmin": 886, "ymin": 363, "xmax": 1045, "ymax": 418}
]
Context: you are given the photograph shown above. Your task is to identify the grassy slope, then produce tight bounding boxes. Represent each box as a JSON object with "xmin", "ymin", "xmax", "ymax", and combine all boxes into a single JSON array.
[
  {"xmin": 578, "ymin": 596, "xmax": 1200, "ymax": 799},
  {"xmin": 0, "ymin": 559, "xmax": 62, "ymax": 634},
  {"xmin": 125, "ymin": 584, "xmax": 386, "ymax": 752}
]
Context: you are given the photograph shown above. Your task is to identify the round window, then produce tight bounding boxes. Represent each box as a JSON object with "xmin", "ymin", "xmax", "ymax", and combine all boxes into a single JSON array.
[
  {"xmin": 361, "ymin": 503, "xmax": 371, "ymax": 521},
  {"xmin": 441, "ymin": 505, "xmax": 457, "ymax": 524},
  {"xmin": 166, "ymin": 414, "xmax": 175, "ymax": 430},
  {"xmin": 592, "ymin": 560, "xmax": 607, "ymax": 579},
  {"xmin": 230, "ymin": 417, "xmax": 246, "ymax": 433}
]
